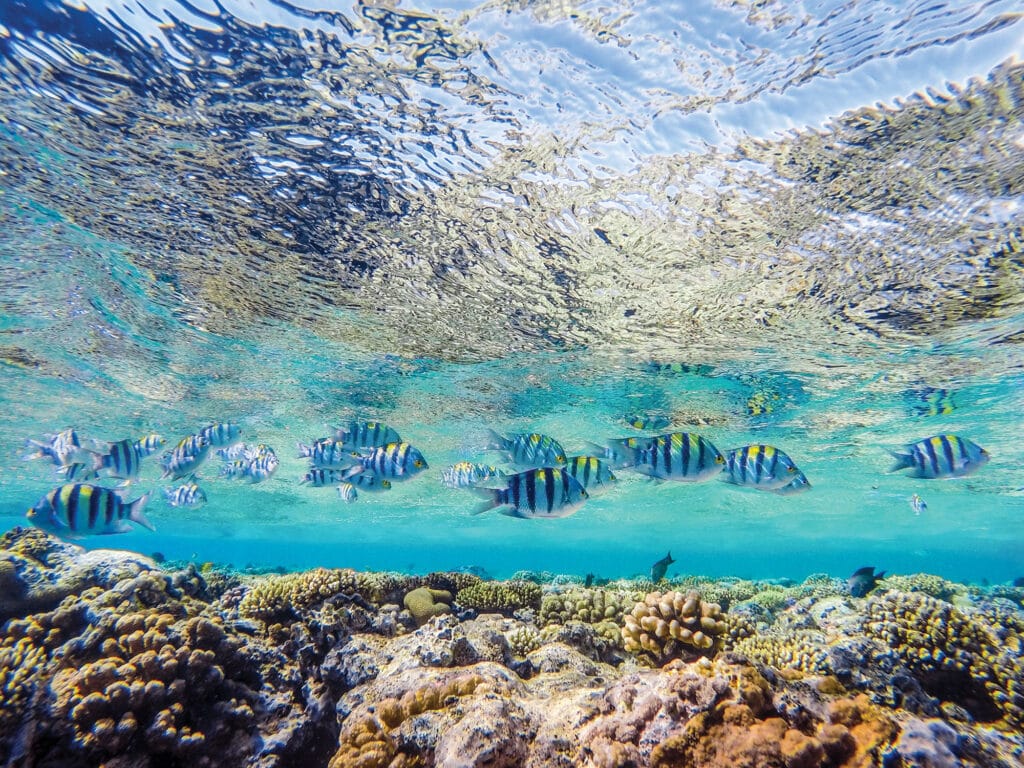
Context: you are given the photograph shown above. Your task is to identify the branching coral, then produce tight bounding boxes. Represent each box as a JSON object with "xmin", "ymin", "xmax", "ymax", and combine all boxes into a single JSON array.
[
  {"xmin": 538, "ymin": 587, "xmax": 642, "ymax": 627},
  {"xmin": 621, "ymin": 589, "xmax": 728, "ymax": 664},
  {"xmin": 506, "ymin": 625, "xmax": 541, "ymax": 658},
  {"xmin": 238, "ymin": 567, "xmax": 382, "ymax": 622},
  {"xmin": 455, "ymin": 580, "xmax": 542, "ymax": 614},
  {"xmin": 734, "ymin": 630, "xmax": 833, "ymax": 676}
]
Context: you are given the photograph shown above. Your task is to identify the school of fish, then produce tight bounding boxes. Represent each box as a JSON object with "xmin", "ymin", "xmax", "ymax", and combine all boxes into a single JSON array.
[{"xmin": 21, "ymin": 419, "xmax": 991, "ymax": 537}]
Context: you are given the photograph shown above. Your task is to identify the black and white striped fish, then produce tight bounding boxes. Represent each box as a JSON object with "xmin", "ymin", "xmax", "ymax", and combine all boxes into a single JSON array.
[
  {"xmin": 161, "ymin": 435, "xmax": 211, "ymax": 480},
  {"xmin": 484, "ymin": 430, "xmax": 567, "ymax": 468},
  {"xmin": 722, "ymin": 445, "xmax": 801, "ymax": 490},
  {"xmin": 87, "ymin": 434, "xmax": 166, "ymax": 480},
  {"xmin": 198, "ymin": 422, "xmax": 242, "ymax": 447},
  {"xmin": 332, "ymin": 421, "xmax": 402, "ymax": 449},
  {"xmin": 472, "ymin": 467, "xmax": 588, "ymax": 519},
  {"xmin": 562, "ymin": 456, "xmax": 617, "ymax": 493},
  {"xmin": 22, "ymin": 428, "xmax": 86, "ymax": 467},
  {"xmin": 27, "ymin": 483, "xmax": 154, "ymax": 537},
  {"xmin": 297, "ymin": 438, "xmax": 360, "ymax": 468},
  {"xmin": 301, "ymin": 468, "xmax": 391, "ymax": 491},
  {"xmin": 888, "ymin": 434, "xmax": 989, "ymax": 479},
  {"xmin": 336, "ymin": 482, "xmax": 358, "ymax": 502},
  {"xmin": 343, "ymin": 442, "xmax": 428, "ymax": 481},
  {"xmin": 163, "ymin": 478, "xmax": 207, "ymax": 508},
  {"xmin": 440, "ymin": 462, "xmax": 507, "ymax": 489},
  {"xmin": 630, "ymin": 432, "xmax": 724, "ymax": 482}
]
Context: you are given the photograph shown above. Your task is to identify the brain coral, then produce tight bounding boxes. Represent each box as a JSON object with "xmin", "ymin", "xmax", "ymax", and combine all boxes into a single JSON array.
[
  {"xmin": 622, "ymin": 589, "xmax": 728, "ymax": 664},
  {"xmin": 455, "ymin": 581, "xmax": 542, "ymax": 614}
]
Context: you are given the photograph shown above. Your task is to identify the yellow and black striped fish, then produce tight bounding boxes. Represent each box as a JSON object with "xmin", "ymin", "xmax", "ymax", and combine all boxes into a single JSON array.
[
  {"xmin": 27, "ymin": 483, "xmax": 154, "ymax": 537},
  {"xmin": 332, "ymin": 421, "xmax": 402, "ymax": 449},
  {"xmin": 909, "ymin": 387, "xmax": 956, "ymax": 417},
  {"xmin": 562, "ymin": 456, "xmax": 617, "ymax": 492},
  {"xmin": 471, "ymin": 467, "xmax": 588, "ymax": 519},
  {"xmin": 888, "ymin": 434, "xmax": 989, "ymax": 479},
  {"xmin": 343, "ymin": 442, "xmax": 428, "ymax": 481},
  {"xmin": 484, "ymin": 430, "xmax": 567, "ymax": 468},
  {"xmin": 632, "ymin": 432, "xmax": 725, "ymax": 482},
  {"xmin": 722, "ymin": 445, "xmax": 801, "ymax": 490}
]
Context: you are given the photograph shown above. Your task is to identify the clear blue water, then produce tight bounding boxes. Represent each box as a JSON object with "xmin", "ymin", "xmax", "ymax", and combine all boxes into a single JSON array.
[{"xmin": 0, "ymin": 0, "xmax": 1022, "ymax": 584}]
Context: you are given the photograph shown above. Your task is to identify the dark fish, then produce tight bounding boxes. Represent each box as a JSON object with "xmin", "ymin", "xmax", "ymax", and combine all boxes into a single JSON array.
[
  {"xmin": 584, "ymin": 573, "xmax": 594, "ymax": 587},
  {"xmin": 651, "ymin": 551, "xmax": 675, "ymax": 582},
  {"xmin": 848, "ymin": 566, "xmax": 886, "ymax": 598},
  {"xmin": 1013, "ymin": 577, "xmax": 1024, "ymax": 588}
]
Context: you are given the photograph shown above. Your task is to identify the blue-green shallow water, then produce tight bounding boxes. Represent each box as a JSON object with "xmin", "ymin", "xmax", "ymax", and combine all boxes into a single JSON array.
[{"xmin": 0, "ymin": 0, "xmax": 1022, "ymax": 586}]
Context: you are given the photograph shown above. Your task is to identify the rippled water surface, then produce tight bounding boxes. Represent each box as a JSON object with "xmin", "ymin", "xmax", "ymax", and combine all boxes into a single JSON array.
[{"xmin": 0, "ymin": 0, "xmax": 1022, "ymax": 582}]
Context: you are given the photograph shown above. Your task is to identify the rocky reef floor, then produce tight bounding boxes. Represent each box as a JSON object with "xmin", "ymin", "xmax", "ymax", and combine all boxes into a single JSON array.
[{"xmin": 1, "ymin": 526, "xmax": 1023, "ymax": 768}]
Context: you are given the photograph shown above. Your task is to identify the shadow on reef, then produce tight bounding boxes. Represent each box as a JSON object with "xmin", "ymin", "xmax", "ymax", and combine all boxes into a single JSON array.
[{"xmin": 1, "ymin": 527, "xmax": 1023, "ymax": 768}]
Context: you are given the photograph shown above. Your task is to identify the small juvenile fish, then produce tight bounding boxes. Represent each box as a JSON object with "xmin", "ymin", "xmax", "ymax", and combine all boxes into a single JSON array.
[
  {"xmin": 332, "ymin": 421, "xmax": 402, "ymax": 449},
  {"xmin": 650, "ymin": 551, "xmax": 675, "ymax": 582},
  {"xmin": 440, "ymin": 462, "xmax": 507, "ymax": 489},
  {"xmin": 27, "ymin": 483, "xmax": 154, "ymax": 537},
  {"xmin": 622, "ymin": 413, "xmax": 670, "ymax": 431},
  {"xmin": 198, "ymin": 422, "xmax": 243, "ymax": 447},
  {"xmin": 343, "ymin": 442, "xmax": 428, "ymax": 481},
  {"xmin": 562, "ymin": 456, "xmax": 616, "ymax": 492},
  {"xmin": 631, "ymin": 432, "xmax": 724, "ymax": 482},
  {"xmin": 888, "ymin": 434, "xmax": 989, "ymax": 479},
  {"xmin": 722, "ymin": 445, "xmax": 801, "ymax": 490},
  {"xmin": 472, "ymin": 467, "xmax": 588, "ymax": 519},
  {"xmin": 161, "ymin": 435, "xmax": 211, "ymax": 480},
  {"xmin": 910, "ymin": 494, "xmax": 927, "ymax": 515},
  {"xmin": 484, "ymin": 430, "xmax": 567, "ymax": 468},
  {"xmin": 336, "ymin": 482, "xmax": 358, "ymax": 503},
  {"xmin": 163, "ymin": 479, "xmax": 207, "ymax": 508},
  {"xmin": 771, "ymin": 471, "xmax": 811, "ymax": 496},
  {"xmin": 297, "ymin": 439, "xmax": 360, "ymax": 468}
]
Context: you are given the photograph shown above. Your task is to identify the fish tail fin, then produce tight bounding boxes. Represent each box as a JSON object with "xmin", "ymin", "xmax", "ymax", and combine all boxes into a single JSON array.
[
  {"xmin": 21, "ymin": 439, "xmax": 46, "ymax": 461},
  {"xmin": 343, "ymin": 466, "xmax": 367, "ymax": 480},
  {"xmin": 87, "ymin": 450, "xmax": 106, "ymax": 474},
  {"xmin": 296, "ymin": 441, "xmax": 311, "ymax": 458},
  {"xmin": 877, "ymin": 570, "xmax": 887, "ymax": 580},
  {"xmin": 887, "ymin": 450, "xmax": 914, "ymax": 473},
  {"xmin": 469, "ymin": 486, "xmax": 501, "ymax": 515},
  {"xmin": 483, "ymin": 428, "xmax": 506, "ymax": 451},
  {"xmin": 667, "ymin": 551, "xmax": 675, "ymax": 563},
  {"xmin": 128, "ymin": 492, "xmax": 155, "ymax": 532}
]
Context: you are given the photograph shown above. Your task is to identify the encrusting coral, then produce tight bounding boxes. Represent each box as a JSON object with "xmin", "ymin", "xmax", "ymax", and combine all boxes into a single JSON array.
[{"xmin": 621, "ymin": 589, "xmax": 728, "ymax": 664}]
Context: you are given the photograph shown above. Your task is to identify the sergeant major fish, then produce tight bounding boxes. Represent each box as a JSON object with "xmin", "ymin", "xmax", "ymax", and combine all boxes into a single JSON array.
[
  {"xmin": 562, "ymin": 456, "xmax": 617, "ymax": 493},
  {"xmin": 343, "ymin": 442, "xmax": 428, "ymax": 481},
  {"xmin": 163, "ymin": 478, "xmax": 207, "ymax": 508},
  {"xmin": 27, "ymin": 483, "xmax": 154, "ymax": 537},
  {"xmin": 297, "ymin": 438, "xmax": 359, "ymax": 468},
  {"xmin": 332, "ymin": 421, "xmax": 402, "ymax": 449},
  {"xmin": 161, "ymin": 435, "xmax": 211, "ymax": 480},
  {"xmin": 22, "ymin": 428, "xmax": 86, "ymax": 467},
  {"xmin": 87, "ymin": 434, "xmax": 166, "ymax": 480},
  {"xmin": 472, "ymin": 467, "xmax": 588, "ymax": 519},
  {"xmin": 771, "ymin": 471, "xmax": 811, "ymax": 496},
  {"xmin": 622, "ymin": 413, "xmax": 670, "ymax": 431},
  {"xmin": 198, "ymin": 422, "xmax": 242, "ymax": 447},
  {"xmin": 336, "ymin": 482, "xmax": 358, "ymax": 503},
  {"xmin": 722, "ymin": 445, "xmax": 800, "ymax": 490},
  {"xmin": 440, "ymin": 462, "xmax": 507, "ymax": 489},
  {"xmin": 630, "ymin": 432, "xmax": 724, "ymax": 482},
  {"xmin": 887, "ymin": 434, "xmax": 989, "ymax": 479},
  {"xmin": 484, "ymin": 430, "xmax": 567, "ymax": 469},
  {"xmin": 301, "ymin": 468, "xmax": 391, "ymax": 491}
]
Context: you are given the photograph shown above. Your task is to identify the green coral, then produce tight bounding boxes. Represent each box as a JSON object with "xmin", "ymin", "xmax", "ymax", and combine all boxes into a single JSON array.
[
  {"xmin": 733, "ymin": 630, "xmax": 832, "ymax": 675},
  {"xmin": 455, "ymin": 580, "xmax": 542, "ymax": 614},
  {"xmin": 878, "ymin": 573, "xmax": 959, "ymax": 601},
  {"xmin": 621, "ymin": 589, "xmax": 728, "ymax": 664},
  {"xmin": 538, "ymin": 588, "xmax": 642, "ymax": 626},
  {"xmin": 402, "ymin": 587, "xmax": 452, "ymax": 626},
  {"xmin": 506, "ymin": 625, "xmax": 541, "ymax": 657}
]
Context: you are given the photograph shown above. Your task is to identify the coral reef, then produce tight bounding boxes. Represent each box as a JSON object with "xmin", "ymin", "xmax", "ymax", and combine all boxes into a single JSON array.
[
  {"xmin": 621, "ymin": 589, "xmax": 729, "ymax": 664},
  {"xmin": 455, "ymin": 580, "xmax": 542, "ymax": 614},
  {"xmin": 1, "ymin": 532, "xmax": 1022, "ymax": 768}
]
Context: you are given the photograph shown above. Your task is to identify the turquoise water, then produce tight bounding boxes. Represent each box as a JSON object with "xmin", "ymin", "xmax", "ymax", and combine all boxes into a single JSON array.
[{"xmin": 1, "ymin": 0, "xmax": 1022, "ymax": 585}]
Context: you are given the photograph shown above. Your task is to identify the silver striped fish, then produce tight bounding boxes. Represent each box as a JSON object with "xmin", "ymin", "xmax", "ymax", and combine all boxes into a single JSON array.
[
  {"xmin": 562, "ymin": 456, "xmax": 617, "ymax": 493},
  {"xmin": 332, "ymin": 421, "xmax": 402, "ymax": 449},
  {"xmin": 343, "ymin": 442, "xmax": 428, "ymax": 481},
  {"xmin": 198, "ymin": 422, "xmax": 243, "ymax": 447},
  {"xmin": 472, "ymin": 467, "xmax": 588, "ymax": 519},
  {"xmin": 631, "ymin": 432, "xmax": 724, "ymax": 482},
  {"xmin": 722, "ymin": 445, "xmax": 801, "ymax": 490},
  {"xmin": 484, "ymin": 430, "xmax": 567, "ymax": 468},
  {"xmin": 888, "ymin": 434, "xmax": 989, "ymax": 479}
]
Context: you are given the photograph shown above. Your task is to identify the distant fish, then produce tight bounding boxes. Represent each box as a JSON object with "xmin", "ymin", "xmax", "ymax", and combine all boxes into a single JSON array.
[
  {"xmin": 336, "ymin": 482, "xmax": 358, "ymax": 503},
  {"xmin": 888, "ymin": 434, "xmax": 989, "ymax": 479},
  {"xmin": 198, "ymin": 422, "xmax": 242, "ymax": 447},
  {"xmin": 722, "ymin": 445, "xmax": 801, "ymax": 490},
  {"xmin": 643, "ymin": 361, "xmax": 714, "ymax": 376},
  {"xmin": 848, "ymin": 566, "xmax": 886, "ymax": 598},
  {"xmin": 22, "ymin": 428, "xmax": 86, "ymax": 467},
  {"xmin": 745, "ymin": 390, "xmax": 780, "ymax": 416},
  {"xmin": 630, "ymin": 432, "xmax": 725, "ymax": 482},
  {"xmin": 910, "ymin": 494, "xmax": 927, "ymax": 515},
  {"xmin": 651, "ymin": 551, "xmax": 675, "ymax": 582},
  {"xmin": 333, "ymin": 421, "xmax": 402, "ymax": 449},
  {"xmin": 622, "ymin": 413, "xmax": 670, "ymax": 431},
  {"xmin": 216, "ymin": 443, "xmax": 251, "ymax": 461},
  {"xmin": 440, "ymin": 462, "xmax": 507, "ymax": 489},
  {"xmin": 163, "ymin": 478, "xmax": 207, "ymax": 508},
  {"xmin": 909, "ymin": 387, "xmax": 955, "ymax": 417},
  {"xmin": 484, "ymin": 430, "xmax": 567, "ymax": 468},
  {"xmin": 771, "ymin": 471, "xmax": 811, "ymax": 496},
  {"xmin": 562, "ymin": 456, "xmax": 617, "ymax": 492},
  {"xmin": 1013, "ymin": 576, "xmax": 1024, "ymax": 588},
  {"xmin": 27, "ymin": 483, "xmax": 154, "ymax": 537},
  {"xmin": 343, "ymin": 442, "xmax": 428, "ymax": 481},
  {"xmin": 471, "ymin": 467, "xmax": 588, "ymax": 519},
  {"xmin": 587, "ymin": 436, "xmax": 649, "ymax": 469}
]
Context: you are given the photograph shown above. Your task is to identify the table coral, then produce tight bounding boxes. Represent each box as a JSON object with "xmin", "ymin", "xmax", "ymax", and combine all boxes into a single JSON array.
[{"xmin": 621, "ymin": 589, "xmax": 728, "ymax": 664}]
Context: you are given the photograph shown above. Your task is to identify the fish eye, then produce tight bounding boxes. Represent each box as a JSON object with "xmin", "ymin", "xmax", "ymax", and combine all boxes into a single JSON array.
[
  {"xmin": 414, "ymin": 459, "xmax": 424, "ymax": 467},
  {"xmin": 788, "ymin": 466, "xmax": 797, "ymax": 473},
  {"xmin": 716, "ymin": 455, "xmax": 725, "ymax": 464},
  {"xmin": 557, "ymin": 454, "xmax": 565, "ymax": 462}
]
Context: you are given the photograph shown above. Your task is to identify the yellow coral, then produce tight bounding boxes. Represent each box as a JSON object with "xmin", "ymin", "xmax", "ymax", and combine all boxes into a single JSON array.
[
  {"xmin": 403, "ymin": 587, "xmax": 452, "ymax": 626},
  {"xmin": 734, "ymin": 631, "xmax": 831, "ymax": 676},
  {"xmin": 455, "ymin": 581, "xmax": 541, "ymax": 613},
  {"xmin": 621, "ymin": 589, "xmax": 728, "ymax": 663}
]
